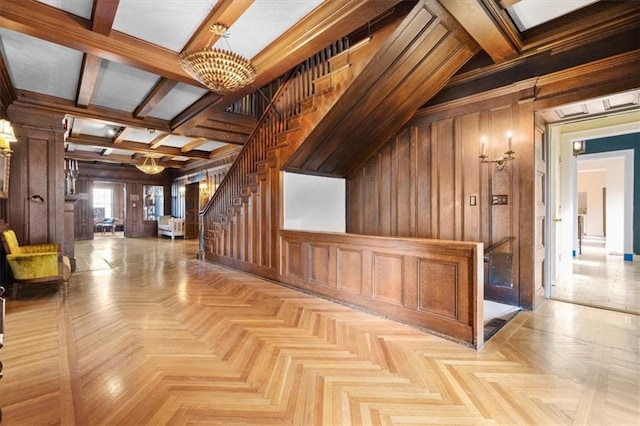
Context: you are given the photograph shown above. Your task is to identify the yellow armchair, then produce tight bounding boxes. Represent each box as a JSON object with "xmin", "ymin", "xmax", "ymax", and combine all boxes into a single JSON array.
[{"xmin": 1, "ymin": 230, "xmax": 67, "ymax": 298}]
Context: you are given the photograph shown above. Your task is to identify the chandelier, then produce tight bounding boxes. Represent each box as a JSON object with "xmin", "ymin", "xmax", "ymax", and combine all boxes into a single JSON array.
[
  {"xmin": 136, "ymin": 155, "xmax": 165, "ymax": 175},
  {"xmin": 179, "ymin": 23, "xmax": 257, "ymax": 94}
]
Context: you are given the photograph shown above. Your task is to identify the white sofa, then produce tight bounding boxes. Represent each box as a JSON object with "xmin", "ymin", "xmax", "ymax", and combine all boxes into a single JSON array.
[{"xmin": 157, "ymin": 216, "xmax": 185, "ymax": 240}]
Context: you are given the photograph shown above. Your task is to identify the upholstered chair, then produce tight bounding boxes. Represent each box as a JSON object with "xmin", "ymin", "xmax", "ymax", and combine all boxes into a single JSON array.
[{"xmin": 1, "ymin": 230, "xmax": 68, "ymax": 298}]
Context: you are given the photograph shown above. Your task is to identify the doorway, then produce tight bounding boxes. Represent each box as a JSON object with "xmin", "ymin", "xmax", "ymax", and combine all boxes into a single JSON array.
[
  {"xmin": 546, "ymin": 110, "xmax": 639, "ymax": 314},
  {"xmin": 93, "ymin": 181, "xmax": 126, "ymax": 238}
]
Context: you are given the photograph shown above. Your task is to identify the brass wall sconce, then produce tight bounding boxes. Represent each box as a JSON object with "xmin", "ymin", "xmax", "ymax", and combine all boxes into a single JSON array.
[
  {"xmin": 199, "ymin": 182, "xmax": 210, "ymax": 198},
  {"xmin": 64, "ymin": 159, "xmax": 79, "ymax": 195},
  {"xmin": 572, "ymin": 140, "xmax": 586, "ymax": 156},
  {"xmin": 480, "ymin": 131, "xmax": 515, "ymax": 170}
]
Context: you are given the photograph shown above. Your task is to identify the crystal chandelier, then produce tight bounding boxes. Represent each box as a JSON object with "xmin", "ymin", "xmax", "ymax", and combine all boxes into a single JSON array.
[
  {"xmin": 136, "ymin": 155, "xmax": 165, "ymax": 175},
  {"xmin": 179, "ymin": 23, "xmax": 257, "ymax": 94}
]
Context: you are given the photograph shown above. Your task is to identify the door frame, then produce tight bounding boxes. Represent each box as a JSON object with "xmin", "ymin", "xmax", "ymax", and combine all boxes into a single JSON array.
[{"xmin": 545, "ymin": 110, "xmax": 639, "ymax": 298}]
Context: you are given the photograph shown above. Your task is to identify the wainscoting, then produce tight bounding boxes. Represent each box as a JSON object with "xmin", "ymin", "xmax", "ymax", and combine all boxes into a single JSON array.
[{"xmin": 279, "ymin": 230, "xmax": 484, "ymax": 348}]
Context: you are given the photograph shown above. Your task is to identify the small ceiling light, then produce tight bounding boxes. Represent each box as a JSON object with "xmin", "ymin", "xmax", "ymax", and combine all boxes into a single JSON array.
[
  {"xmin": 136, "ymin": 155, "xmax": 165, "ymax": 175},
  {"xmin": 179, "ymin": 23, "xmax": 257, "ymax": 94}
]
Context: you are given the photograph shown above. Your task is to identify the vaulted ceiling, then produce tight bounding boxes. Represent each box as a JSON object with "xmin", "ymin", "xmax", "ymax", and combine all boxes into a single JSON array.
[{"xmin": 0, "ymin": 0, "xmax": 637, "ymax": 174}]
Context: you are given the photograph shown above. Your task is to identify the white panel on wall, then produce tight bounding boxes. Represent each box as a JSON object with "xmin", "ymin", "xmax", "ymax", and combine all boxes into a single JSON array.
[{"xmin": 283, "ymin": 172, "xmax": 345, "ymax": 232}]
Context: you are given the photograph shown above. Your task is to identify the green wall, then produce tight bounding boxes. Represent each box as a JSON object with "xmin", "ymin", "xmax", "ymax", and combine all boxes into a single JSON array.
[{"xmin": 585, "ymin": 132, "xmax": 640, "ymax": 254}]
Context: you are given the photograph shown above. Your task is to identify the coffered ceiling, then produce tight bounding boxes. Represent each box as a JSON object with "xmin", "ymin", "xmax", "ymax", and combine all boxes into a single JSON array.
[
  {"xmin": 0, "ymin": 0, "xmax": 634, "ymax": 173},
  {"xmin": 0, "ymin": 0, "xmax": 401, "ymax": 171}
]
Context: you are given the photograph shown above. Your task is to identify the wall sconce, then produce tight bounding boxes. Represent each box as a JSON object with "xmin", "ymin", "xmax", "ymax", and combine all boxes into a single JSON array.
[
  {"xmin": 0, "ymin": 119, "xmax": 17, "ymax": 157},
  {"xmin": 199, "ymin": 182, "xmax": 209, "ymax": 198},
  {"xmin": 64, "ymin": 159, "xmax": 79, "ymax": 195},
  {"xmin": 572, "ymin": 140, "xmax": 586, "ymax": 156},
  {"xmin": 479, "ymin": 131, "xmax": 515, "ymax": 170}
]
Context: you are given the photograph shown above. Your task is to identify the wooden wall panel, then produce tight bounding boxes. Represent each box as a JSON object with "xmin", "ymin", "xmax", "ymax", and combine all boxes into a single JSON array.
[
  {"xmin": 416, "ymin": 124, "xmax": 432, "ymax": 238},
  {"xmin": 346, "ymin": 85, "xmax": 537, "ymax": 308},
  {"xmin": 395, "ymin": 130, "xmax": 412, "ymax": 236},
  {"xmin": 284, "ymin": 240, "xmax": 303, "ymax": 279},
  {"xmin": 310, "ymin": 244, "xmax": 329, "ymax": 285},
  {"xmin": 7, "ymin": 127, "xmax": 65, "ymax": 248},
  {"xmin": 419, "ymin": 259, "xmax": 457, "ymax": 319},
  {"xmin": 279, "ymin": 230, "xmax": 484, "ymax": 348},
  {"xmin": 372, "ymin": 253, "xmax": 404, "ymax": 305},
  {"xmin": 337, "ymin": 249, "xmax": 363, "ymax": 294}
]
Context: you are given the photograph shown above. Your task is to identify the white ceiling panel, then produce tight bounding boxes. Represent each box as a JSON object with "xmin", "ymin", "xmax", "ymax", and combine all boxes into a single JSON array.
[
  {"xmin": 161, "ymin": 134, "xmax": 197, "ymax": 148},
  {"xmin": 110, "ymin": 148, "xmax": 137, "ymax": 156},
  {"xmin": 198, "ymin": 140, "xmax": 228, "ymax": 151},
  {"xmin": 36, "ymin": 0, "xmax": 93, "ymax": 19},
  {"xmin": 73, "ymin": 118, "xmax": 118, "ymax": 138},
  {"xmin": 126, "ymin": 128, "xmax": 165, "ymax": 144},
  {"xmin": 149, "ymin": 83, "xmax": 209, "ymax": 120},
  {"xmin": 507, "ymin": 0, "xmax": 599, "ymax": 31},
  {"xmin": 112, "ymin": 0, "xmax": 219, "ymax": 52},
  {"xmin": 92, "ymin": 60, "xmax": 160, "ymax": 112},
  {"xmin": 220, "ymin": 0, "xmax": 322, "ymax": 59},
  {"xmin": 0, "ymin": 29, "xmax": 83, "ymax": 100},
  {"xmin": 72, "ymin": 144, "xmax": 102, "ymax": 153}
]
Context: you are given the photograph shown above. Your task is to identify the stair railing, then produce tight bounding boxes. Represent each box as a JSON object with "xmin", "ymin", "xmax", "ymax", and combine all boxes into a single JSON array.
[{"xmin": 199, "ymin": 39, "xmax": 350, "ymax": 255}]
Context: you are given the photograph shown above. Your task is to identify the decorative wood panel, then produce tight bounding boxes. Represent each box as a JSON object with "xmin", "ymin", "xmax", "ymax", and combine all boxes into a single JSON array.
[
  {"xmin": 347, "ymin": 85, "xmax": 537, "ymax": 308},
  {"xmin": 337, "ymin": 249, "xmax": 363, "ymax": 295},
  {"xmin": 372, "ymin": 253, "xmax": 404, "ymax": 305},
  {"xmin": 279, "ymin": 230, "xmax": 484, "ymax": 348},
  {"xmin": 310, "ymin": 244, "xmax": 330, "ymax": 285},
  {"xmin": 419, "ymin": 259, "xmax": 458, "ymax": 319}
]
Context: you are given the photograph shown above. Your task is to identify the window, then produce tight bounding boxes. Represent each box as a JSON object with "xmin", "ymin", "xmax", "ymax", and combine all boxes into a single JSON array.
[{"xmin": 93, "ymin": 187, "xmax": 113, "ymax": 218}]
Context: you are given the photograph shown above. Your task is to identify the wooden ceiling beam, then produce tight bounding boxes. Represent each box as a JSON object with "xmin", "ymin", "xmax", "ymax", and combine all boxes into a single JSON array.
[
  {"xmin": 439, "ymin": 0, "xmax": 518, "ymax": 63},
  {"xmin": 149, "ymin": 133, "xmax": 170, "ymax": 149},
  {"xmin": 209, "ymin": 144, "xmax": 241, "ymax": 160},
  {"xmin": 77, "ymin": 54, "xmax": 102, "ymax": 107},
  {"xmin": 134, "ymin": 78, "xmax": 178, "ymax": 118},
  {"xmin": 66, "ymin": 150, "xmax": 186, "ymax": 168},
  {"xmin": 66, "ymin": 134, "xmax": 210, "ymax": 159},
  {"xmin": 92, "ymin": 0, "xmax": 120, "ymax": 36},
  {"xmin": 0, "ymin": 50, "xmax": 16, "ymax": 118},
  {"xmin": 183, "ymin": 0, "xmax": 254, "ymax": 52},
  {"xmin": 0, "ymin": 0, "xmax": 200, "ymax": 85},
  {"xmin": 76, "ymin": 0, "xmax": 120, "ymax": 107},
  {"xmin": 11, "ymin": 90, "xmax": 171, "ymax": 132},
  {"xmin": 181, "ymin": 137, "xmax": 208, "ymax": 153}
]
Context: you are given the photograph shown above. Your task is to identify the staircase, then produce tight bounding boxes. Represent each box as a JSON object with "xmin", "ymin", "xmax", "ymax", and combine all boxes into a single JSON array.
[{"xmin": 200, "ymin": 35, "xmax": 383, "ymax": 279}]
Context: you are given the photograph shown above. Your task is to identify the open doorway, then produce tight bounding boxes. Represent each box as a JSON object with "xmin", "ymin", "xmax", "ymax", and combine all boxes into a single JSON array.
[
  {"xmin": 547, "ymin": 109, "xmax": 639, "ymax": 314},
  {"xmin": 93, "ymin": 181, "xmax": 126, "ymax": 238}
]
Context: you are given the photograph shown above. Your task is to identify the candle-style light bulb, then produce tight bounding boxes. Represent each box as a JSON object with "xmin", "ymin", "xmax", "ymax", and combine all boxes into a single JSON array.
[
  {"xmin": 506, "ymin": 130, "xmax": 512, "ymax": 152},
  {"xmin": 480, "ymin": 135, "xmax": 486, "ymax": 157}
]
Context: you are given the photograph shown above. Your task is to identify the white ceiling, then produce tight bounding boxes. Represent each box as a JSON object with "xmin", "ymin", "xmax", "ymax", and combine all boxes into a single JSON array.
[{"xmin": 507, "ymin": 0, "xmax": 600, "ymax": 31}]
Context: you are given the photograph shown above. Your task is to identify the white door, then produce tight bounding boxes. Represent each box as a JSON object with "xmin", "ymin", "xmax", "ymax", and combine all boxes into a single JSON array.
[{"xmin": 548, "ymin": 127, "xmax": 575, "ymax": 296}]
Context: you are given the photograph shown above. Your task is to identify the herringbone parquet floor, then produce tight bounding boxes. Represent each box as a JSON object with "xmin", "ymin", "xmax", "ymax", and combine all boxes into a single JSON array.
[{"xmin": 1, "ymin": 237, "xmax": 638, "ymax": 425}]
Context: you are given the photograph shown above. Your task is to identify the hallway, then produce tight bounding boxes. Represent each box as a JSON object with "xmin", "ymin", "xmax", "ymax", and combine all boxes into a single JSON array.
[
  {"xmin": 1, "ymin": 237, "xmax": 638, "ymax": 424},
  {"xmin": 552, "ymin": 236, "xmax": 640, "ymax": 315}
]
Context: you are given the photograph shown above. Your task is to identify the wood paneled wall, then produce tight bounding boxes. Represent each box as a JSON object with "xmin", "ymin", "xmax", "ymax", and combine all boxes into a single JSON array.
[
  {"xmin": 279, "ymin": 230, "xmax": 484, "ymax": 348},
  {"xmin": 6, "ymin": 126, "xmax": 65, "ymax": 247},
  {"xmin": 347, "ymin": 83, "xmax": 537, "ymax": 308}
]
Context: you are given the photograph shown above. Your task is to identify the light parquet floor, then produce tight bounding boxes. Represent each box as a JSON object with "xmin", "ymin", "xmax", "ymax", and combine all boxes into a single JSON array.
[
  {"xmin": 1, "ymin": 237, "xmax": 638, "ymax": 425},
  {"xmin": 552, "ymin": 237, "xmax": 640, "ymax": 315}
]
